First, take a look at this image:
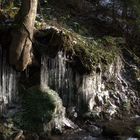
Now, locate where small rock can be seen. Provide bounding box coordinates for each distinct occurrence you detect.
[86,125,102,137]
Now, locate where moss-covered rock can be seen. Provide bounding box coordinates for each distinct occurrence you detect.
[19,85,56,133]
[18,85,74,134]
[34,27,123,74]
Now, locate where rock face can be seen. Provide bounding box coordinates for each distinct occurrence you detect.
[40,28,140,119]
[0,25,140,136]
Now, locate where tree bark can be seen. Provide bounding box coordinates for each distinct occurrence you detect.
[9,0,38,71]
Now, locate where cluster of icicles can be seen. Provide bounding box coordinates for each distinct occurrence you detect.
[0,47,18,113]
[40,51,130,116]
[40,51,102,111]
[41,51,75,107]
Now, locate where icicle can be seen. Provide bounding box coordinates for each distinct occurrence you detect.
[41,55,49,88]
[0,47,18,113]
[41,51,75,107]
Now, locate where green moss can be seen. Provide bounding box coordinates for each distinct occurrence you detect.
[61,30,123,73]
[19,85,56,133]
[35,28,123,73]
[67,35,121,73]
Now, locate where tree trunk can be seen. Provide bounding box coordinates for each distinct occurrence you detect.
[9,0,38,71]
